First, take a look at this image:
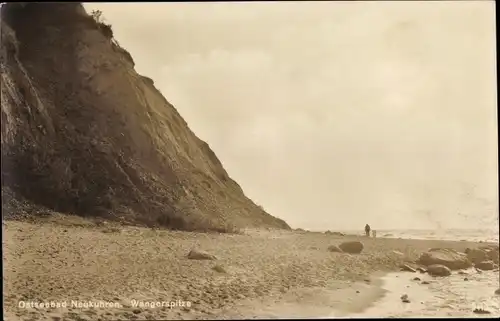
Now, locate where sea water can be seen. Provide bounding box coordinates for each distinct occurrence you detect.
[370,228,499,243]
[332,228,500,318]
[334,269,500,318]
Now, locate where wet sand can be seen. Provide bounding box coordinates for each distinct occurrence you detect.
[333,270,500,318]
[2,214,498,320]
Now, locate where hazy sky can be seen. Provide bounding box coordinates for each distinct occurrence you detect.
[85,1,497,231]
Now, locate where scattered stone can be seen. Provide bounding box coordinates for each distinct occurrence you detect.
[464,277,469,281]
[327,245,343,253]
[400,294,410,303]
[187,249,217,260]
[392,250,404,256]
[412,277,421,281]
[338,241,364,254]
[473,308,491,315]
[457,270,468,275]
[427,264,451,277]
[475,260,497,271]
[421,281,430,285]
[400,264,417,273]
[324,230,345,236]
[495,288,500,295]
[132,309,141,314]
[212,264,227,273]
[416,248,472,270]
[356,290,360,294]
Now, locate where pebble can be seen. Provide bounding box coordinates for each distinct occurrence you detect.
[473,308,491,315]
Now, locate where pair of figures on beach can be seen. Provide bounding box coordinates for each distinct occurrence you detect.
[365,224,376,238]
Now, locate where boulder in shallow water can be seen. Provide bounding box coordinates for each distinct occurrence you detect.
[475,260,497,271]
[466,248,488,265]
[427,264,451,277]
[338,241,364,254]
[416,248,472,270]
[327,245,343,253]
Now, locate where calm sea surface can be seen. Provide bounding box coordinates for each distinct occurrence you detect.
[339,228,499,243]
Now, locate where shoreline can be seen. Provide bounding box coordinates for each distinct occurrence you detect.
[3,215,498,320]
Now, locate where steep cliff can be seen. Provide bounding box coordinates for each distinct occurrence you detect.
[0,3,290,231]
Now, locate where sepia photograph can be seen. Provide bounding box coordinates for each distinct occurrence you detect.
[1,1,498,320]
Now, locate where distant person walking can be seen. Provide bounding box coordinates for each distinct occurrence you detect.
[372,230,377,238]
[365,224,371,237]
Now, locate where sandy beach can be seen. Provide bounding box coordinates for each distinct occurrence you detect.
[3,214,498,320]
[1,3,497,321]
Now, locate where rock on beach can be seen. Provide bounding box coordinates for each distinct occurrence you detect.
[416,248,472,270]
[338,241,364,254]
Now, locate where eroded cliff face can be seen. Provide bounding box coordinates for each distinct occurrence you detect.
[0,3,290,231]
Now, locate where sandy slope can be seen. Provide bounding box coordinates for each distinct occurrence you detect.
[2,215,492,320]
